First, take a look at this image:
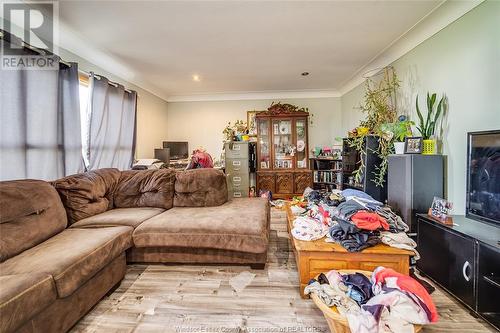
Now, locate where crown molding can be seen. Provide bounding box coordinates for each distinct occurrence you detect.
[166,90,341,102]
[339,0,484,96]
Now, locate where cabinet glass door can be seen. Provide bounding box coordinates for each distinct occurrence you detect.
[257,118,271,169]
[272,119,293,169]
[295,118,308,169]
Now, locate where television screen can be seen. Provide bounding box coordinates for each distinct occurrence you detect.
[467,130,500,225]
[163,141,188,160]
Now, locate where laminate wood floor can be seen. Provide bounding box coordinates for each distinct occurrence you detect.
[72,208,496,333]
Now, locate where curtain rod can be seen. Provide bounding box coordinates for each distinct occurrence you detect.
[78,69,133,94]
[0,30,135,95]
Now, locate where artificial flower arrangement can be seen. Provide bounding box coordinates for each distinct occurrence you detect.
[222,120,248,142]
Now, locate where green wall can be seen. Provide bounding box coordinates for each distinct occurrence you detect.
[340,0,500,214]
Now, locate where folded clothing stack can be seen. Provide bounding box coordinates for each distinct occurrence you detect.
[304,266,438,333]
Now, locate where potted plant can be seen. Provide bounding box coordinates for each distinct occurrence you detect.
[381,116,414,154]
[416,93,444,154]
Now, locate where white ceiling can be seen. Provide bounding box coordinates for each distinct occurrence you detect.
[55,1,444,100]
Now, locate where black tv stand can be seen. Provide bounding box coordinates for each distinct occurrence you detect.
[416,214,500,330]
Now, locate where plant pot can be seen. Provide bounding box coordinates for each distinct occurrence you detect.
[422,139,436,155]
[394,142,405,154]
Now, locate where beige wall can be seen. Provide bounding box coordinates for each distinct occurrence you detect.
[58,48,169,159]
[165,97,342,162]
[340,1,500,214]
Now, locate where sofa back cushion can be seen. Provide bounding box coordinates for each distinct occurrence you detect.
[0,180,67,262]
[174,168,228,207]
[51,168,120,225]
[114,169,176,209]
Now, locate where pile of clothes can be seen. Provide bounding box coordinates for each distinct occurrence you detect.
[291,188,419,257]
[304,266,438,333]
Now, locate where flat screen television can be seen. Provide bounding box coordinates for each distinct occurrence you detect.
[466,130,500,225]
[163,141,188,160]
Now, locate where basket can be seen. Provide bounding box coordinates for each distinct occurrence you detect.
[422,139,436,155]
[310,269,422,333]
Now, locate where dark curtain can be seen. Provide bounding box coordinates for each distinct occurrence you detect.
[87,74,137,170]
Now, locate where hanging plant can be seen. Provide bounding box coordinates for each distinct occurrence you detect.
[347,66,400,187]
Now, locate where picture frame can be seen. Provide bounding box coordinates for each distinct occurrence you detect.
[246,110,263,136]
[404,136,423,154]
[428,196,454,225]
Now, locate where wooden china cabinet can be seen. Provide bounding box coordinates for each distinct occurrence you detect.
[255,107,312,198]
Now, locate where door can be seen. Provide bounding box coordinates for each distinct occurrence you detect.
[276,172,293,194]
[417,218,476,308]
[257,172,275,194]
[477,243,500,323]
[294,172,312,194]
[272,118,294,170]
[294,118,308,169]
[256,117,271,170]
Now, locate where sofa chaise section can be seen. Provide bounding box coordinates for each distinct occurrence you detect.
[129,197,270,266]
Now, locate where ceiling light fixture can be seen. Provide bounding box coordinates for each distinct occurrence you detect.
[192,74,201,82]
[301,72,309,76]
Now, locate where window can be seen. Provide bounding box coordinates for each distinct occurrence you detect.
[79,73,90,168]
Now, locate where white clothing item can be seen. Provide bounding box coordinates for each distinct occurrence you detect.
[347,290,430,333]
[379,232,421,260]
[291,216,329,241]
[290,205,306,215]
[304,281,360,316]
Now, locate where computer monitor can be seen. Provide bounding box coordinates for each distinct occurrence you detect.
[154,148,170,164]
[163,141,188,160]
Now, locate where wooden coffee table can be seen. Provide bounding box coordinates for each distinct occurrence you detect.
[286,204,413,297]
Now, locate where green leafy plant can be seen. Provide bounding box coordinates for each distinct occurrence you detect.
[347,66,400,187]
[416,93,444,139]
[380,117,414,142]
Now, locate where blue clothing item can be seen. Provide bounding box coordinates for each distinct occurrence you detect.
[341,189,374,201]
[342,272,374,305]
[346,285,365,304]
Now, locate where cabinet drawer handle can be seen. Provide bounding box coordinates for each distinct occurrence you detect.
[462,261,472,282]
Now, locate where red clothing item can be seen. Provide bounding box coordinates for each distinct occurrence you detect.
[351,210,389,230]
[187,150,214,169]
[374,267,438,322]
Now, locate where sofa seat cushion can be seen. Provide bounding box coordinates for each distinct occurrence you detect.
[0,273,57,333]
[133,198,270,254]
[0,226,132,298]
[70,207,165,229]
[174,168,228,207]
[114,169,176,209]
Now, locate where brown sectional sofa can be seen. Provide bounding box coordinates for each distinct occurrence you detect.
[0,168,270,333]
